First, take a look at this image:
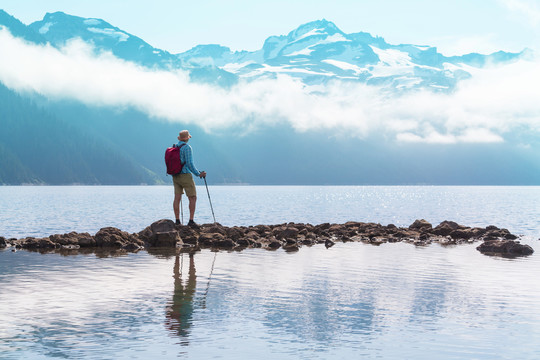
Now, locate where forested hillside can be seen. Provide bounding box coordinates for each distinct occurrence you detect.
[0,84,160,184]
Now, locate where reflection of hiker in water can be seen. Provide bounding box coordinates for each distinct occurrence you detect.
[165,252,197,339]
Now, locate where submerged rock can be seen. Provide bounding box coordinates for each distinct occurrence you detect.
[476,240,534,257]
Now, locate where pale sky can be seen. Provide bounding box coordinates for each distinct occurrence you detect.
[2,0,540,55]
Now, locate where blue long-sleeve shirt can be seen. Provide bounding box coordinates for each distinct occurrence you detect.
[177,141,201,177]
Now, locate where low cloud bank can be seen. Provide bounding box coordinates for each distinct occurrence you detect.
[0,28,539,144]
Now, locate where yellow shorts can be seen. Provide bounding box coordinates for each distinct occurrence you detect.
[172,173,197,197]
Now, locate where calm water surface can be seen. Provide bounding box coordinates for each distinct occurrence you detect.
[1,186,539,359]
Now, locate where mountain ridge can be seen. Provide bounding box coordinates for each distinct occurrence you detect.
[0,10,529,91]
[0,10,538,185]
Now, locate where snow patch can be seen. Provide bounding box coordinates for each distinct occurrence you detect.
[222,61,256,73]
[83,19,102,26]
[430,84,449,89]
[318,33,349,44]
[242,64,333,78]
[39,22,54,35]
[87,28,129,42]
[286,48,314,57]
[285,34,349,57]
[296,28,326,41]
[370,46,412,67]
[322,59,363,74]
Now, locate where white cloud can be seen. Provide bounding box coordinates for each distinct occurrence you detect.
[500,0,540,27]
[0,27,539,144]
[397,128,504,144]
[434,34,502,57]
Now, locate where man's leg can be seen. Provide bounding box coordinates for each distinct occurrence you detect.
[188,195,197,221]
[173,193,182,222]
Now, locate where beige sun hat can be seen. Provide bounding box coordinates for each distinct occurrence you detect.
[178,130,192,141]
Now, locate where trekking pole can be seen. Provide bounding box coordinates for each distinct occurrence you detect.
[203,177,216,224]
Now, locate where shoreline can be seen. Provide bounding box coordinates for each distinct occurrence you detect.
[0,219,534,258]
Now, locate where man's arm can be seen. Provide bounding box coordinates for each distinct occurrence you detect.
[182,146,201,177]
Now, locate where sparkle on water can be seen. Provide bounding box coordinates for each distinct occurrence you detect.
[1,186,539,359]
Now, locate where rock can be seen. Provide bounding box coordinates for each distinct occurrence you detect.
[245,231,260,239]
[328,224,345,234]
[201,223,227,236]
[226,227,245,241]
[16,237,57,249]
[139,219,183,247]
[252,225,272,235]
[283,244,300,252]
[10,219,525,255]
[152,219,177,233]
[0,237,6,248]
[267,240,282,250]
[236,238,251,247]
[50,232,95,247]
[449,228,474,240]
[476,240,534,257]
[409,219,433,232]
[177,227,199,244]
[154,231,182,247]
[482,228,518,241]
[274,226,299,240]
[313,223,331,235]
[139,219,176,241]
[432,221,460,236]
[199,233,225,246]
[471,227,487,238]
[95,227,142,248]
[285,238,297,245]
[214,238,236,249]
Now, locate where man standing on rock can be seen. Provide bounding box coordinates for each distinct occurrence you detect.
[173,130,206,228]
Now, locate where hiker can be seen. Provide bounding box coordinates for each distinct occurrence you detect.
[173,130,206,227]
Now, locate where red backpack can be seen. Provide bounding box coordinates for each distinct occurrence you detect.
[165,144,186,175]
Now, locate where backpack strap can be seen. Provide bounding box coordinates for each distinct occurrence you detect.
[177,143,187,164]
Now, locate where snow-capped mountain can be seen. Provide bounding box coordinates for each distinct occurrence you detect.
[178,19,528,90]
[28,11,177,68]
[1,11,529,91]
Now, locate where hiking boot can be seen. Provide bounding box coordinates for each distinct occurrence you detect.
[175,219,181,225]
[187,220,200,229]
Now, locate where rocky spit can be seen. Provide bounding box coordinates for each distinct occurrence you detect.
[0,219,534,257]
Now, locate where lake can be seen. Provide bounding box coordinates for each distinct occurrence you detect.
[1,185,539,359]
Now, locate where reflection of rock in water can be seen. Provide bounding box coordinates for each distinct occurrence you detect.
[165,252,197,341]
